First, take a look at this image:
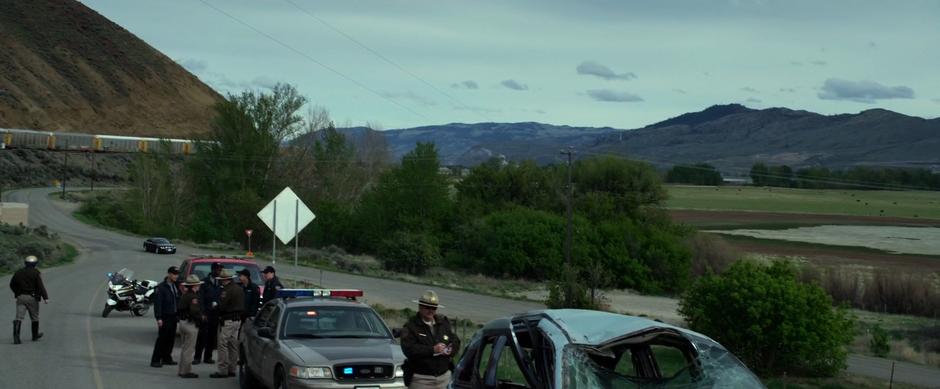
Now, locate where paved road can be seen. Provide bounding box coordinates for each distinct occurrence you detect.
[2,187,938,388]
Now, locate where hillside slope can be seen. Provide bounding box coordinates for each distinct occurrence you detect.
[0,0,222,137]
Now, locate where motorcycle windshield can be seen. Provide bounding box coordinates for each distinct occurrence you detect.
[110,268,134,284]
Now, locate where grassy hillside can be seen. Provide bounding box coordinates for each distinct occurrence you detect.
[666,185,940,220]
[0,224,78,275]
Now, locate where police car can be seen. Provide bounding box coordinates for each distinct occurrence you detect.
[239,289,406,389]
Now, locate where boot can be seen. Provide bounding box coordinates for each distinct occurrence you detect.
[31,321,43,341]
[12,320,21,344]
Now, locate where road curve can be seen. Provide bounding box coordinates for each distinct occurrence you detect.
[2,187,938,388]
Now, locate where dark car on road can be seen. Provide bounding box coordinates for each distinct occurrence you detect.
[143,237,176,254]
[239,289,406,389]
[450,309,764,389]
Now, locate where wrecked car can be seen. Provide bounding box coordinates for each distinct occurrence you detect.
[450,309,764,388]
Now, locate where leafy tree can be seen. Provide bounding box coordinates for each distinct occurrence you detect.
[869,325,890,358]
[353,142,453,254]
[750,162,769,186]
[572,157,667,218]
[679,260,854,377]
[665,163,723,185]
[187,83,307,242]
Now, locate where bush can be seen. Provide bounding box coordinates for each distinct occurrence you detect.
[869,325,890,358]
[378,232,441,275]
[686,232,740,278]
[679,260,854,377]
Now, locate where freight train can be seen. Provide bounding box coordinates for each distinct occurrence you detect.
[0,128,198,155]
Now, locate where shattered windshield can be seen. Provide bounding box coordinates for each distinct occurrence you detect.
[561,337,764,389]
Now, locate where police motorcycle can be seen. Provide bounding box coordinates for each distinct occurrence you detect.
[102,268,158,317]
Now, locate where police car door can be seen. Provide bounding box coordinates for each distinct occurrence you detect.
[246,304,276,378]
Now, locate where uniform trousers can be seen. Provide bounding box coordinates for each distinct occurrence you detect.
[15,295,40,321]
[216,319,240,375]
[177,320,198,375]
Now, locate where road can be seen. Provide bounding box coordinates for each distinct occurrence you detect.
[1,187,938,388]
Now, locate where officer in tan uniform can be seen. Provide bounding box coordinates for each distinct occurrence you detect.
[177,275,204,378]
[9,255,48,344]
[210,269,244,378]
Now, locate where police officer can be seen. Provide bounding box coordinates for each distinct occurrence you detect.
[177,275,203,378]
[194,262,223,364]
[9,255,49,344]
[238,269,259,319]
[400,290,461,389]
[260,266,283,305]
[150,266,180,368]
[210,269,244,379]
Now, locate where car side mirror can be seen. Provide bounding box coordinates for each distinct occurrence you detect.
[392,328,403,338]
[257,327,274,339]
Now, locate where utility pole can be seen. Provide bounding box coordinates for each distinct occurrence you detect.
[61,140,69,199]
[560,147,576,267]
[90,151,96,191]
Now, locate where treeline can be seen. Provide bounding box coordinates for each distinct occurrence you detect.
[750,162,940,190]
[665,163,722,185]
[85,84,693,300]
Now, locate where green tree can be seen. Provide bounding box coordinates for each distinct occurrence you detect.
[665,163,723,185]
[353,142,453,255]
[679,260,854,377]
[187,83,307,242]
[869,325,890,358]
[750,162,769,186]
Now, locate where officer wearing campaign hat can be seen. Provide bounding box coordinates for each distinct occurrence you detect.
[177,275,204,378]
[400,290,461,389]
[211,269,244,378]
[9,255,49,344]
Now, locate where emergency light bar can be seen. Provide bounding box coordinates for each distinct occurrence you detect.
[277,289,364,300]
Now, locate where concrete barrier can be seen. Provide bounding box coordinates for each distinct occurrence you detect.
[0,202,29,226]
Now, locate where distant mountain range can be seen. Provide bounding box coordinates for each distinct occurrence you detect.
[331,104,940,173]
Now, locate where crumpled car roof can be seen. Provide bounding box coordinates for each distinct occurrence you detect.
[533,309,713,345]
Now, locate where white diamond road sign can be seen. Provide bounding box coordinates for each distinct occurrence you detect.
[256,187,315,245]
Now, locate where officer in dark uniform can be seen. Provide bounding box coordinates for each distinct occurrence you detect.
[400,290,461,389]
[260,266,283,306]
[194,262,223,364]
[9,255,49,344]
[210,269,244,378]
[150,266,181,368]
[238,269,260,319]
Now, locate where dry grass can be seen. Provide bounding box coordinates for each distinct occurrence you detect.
[801,266,940,318]
[687,232,742,277]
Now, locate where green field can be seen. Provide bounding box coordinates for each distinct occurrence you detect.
[666,185,940,220]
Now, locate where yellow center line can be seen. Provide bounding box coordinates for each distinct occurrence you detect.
[86,284,105,389]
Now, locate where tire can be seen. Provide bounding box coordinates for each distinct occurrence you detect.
[239,365,263,389]
[274,366,288,389]
[102,304,113,318]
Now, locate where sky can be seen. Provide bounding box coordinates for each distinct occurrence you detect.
[80,0,940,130]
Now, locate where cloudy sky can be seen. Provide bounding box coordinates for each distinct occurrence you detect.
[80,0,940,130]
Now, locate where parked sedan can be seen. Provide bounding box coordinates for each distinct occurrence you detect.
[240,289,406,389]
[450,309,764,388]
[143,238,176,254]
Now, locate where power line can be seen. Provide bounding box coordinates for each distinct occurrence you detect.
[196,0,429,121]
[282,0,497,122]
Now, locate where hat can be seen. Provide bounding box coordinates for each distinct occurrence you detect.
[216,269,235,280]
[24,255,39,264]
[167,266,180,275]
[181,275,203,286]
[211,262,224,270]
[262,266,276,274]
[413,290,444,309]
[237,269,251,278]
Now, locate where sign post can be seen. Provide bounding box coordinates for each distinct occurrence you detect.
[257,187,316,268]
[245,229,254,256]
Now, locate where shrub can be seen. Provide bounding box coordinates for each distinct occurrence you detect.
[378,232,441,275]
[686,232,740,278]
[869,325,890,357]
[679,260,854,377]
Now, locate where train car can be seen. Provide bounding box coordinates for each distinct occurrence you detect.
[53,131,96,151]
[3,128,55,149]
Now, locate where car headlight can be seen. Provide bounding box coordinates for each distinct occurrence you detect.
[289,366,333,379]
[395,365,404,378]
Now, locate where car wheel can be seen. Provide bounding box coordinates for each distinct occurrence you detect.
[239,365,262,389]
[102,304,113,318]
[274,366,288,389]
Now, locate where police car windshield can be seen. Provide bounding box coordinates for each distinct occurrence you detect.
[283,307,390,339]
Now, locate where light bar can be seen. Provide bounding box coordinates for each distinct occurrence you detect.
[277,289,364,299]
